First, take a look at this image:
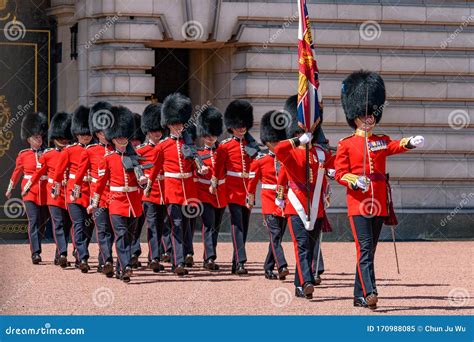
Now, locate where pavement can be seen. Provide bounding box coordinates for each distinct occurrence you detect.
[0,241,472,315]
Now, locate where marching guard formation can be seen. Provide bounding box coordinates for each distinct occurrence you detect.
[6,70,425,309]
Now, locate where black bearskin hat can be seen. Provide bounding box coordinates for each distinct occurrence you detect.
[283,95,305,138]
[21,112,48,141]
[161,93,192,127]
[132,113,146,143]
[197,106,223,138]
[224,99,253,133]
[49,112,73,142]
[260,110,288,144]
[89,101,113,136]
[105,106,135,141]
[341,70,386,129]
[71,105,91,136]
[141,103,164,134]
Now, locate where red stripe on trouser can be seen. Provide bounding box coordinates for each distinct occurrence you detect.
[48,206,60,253]
[67,206,80,261]
[109,215,123,271]
[288,216,304,286]
[202,223,207,260]
[349,216,367,297]
[263,215,280,270]
[166,206,178,266]
[24,203,33,254]
[231,224,239,263]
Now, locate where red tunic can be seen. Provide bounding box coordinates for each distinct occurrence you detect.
[9,148,47,205]
[334,131,410,217]
[248,152,283,216]
[274,139,329,219]
[52,143,90,208]
[29,148,66,208]
[136,142,165,205]
[217,137,254,206]
[195,146,227,208]
[148,136,197,205]
[94,150,143,217]
[73,143,113,208]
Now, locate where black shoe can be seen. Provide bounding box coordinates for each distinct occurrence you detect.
[302,282,314,299]
[115,271,122,280]
[365,293,378,310]
[79,259,90,273]
[103,261,114,277]
[122,266,132,283]
[54,257,59,266]
[184,254,194,267]
[353,297,369,308]
[174,263,187,276]
[235,263,248,276]
[278,266,289,280]
[373,288,378,296]
[58,254,68,268]
[148,259,161,272]
[97,264,104,273]
[131,255,141,269]
[31,253,41,265]
[204,259,219,271]
[265,270,277,280]
[161,253,171,263]
[295,287,312,299]
[314,275,322,286]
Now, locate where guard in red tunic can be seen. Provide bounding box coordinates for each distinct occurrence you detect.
[51,105,94,273]
[195,106,227,271]
[23,112,73,267]
[6,112,48,264]
[335,70,424,309]
[218,100,258,275]
[146,93,209,276]
[71,102,115,277]
[92,106,146,283]
[247,110,289,280]
[135,103,167,273]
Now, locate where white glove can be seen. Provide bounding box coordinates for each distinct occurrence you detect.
[356,176,370,192]
[409,135,425,148]
[298,132,312,145]
[275,198,285,209]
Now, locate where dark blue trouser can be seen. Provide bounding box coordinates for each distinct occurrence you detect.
[312,234,324,275]
[131,214,145,257]
[48,205,71,257]
[68,203,93,262]
[142,202,166,261]
[110,214,137,272]
[349,215,384,297]
[228,203,250,269]
[263,214,288,272]
[166,204,190,267]
[92,207,114,265]
[184,217,195,257]
[288,215,322,288]
[201,203,225,261]
[24,201,44,255]
[161,213,173,256]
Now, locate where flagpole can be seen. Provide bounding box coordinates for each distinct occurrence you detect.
[306,142,310,223]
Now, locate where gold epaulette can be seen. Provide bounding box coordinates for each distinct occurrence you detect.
[220,138,232,144]
[18,148,30,155]
[86,143,98,149]
[339,133,355,142]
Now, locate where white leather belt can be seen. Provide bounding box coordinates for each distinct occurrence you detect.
[164,172,193,179]
[110,186,138,192]
[261,184,277,190]
[157,174,164,181]
[197,178,225,185]
[23,175,32,180]
[226,171,255,178]
[48,178,54,184]
[24,175,47,181]
[69,174,90,182]
[90,177,98,183]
